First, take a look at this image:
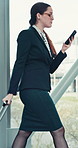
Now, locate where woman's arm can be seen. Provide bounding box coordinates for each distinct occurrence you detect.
[2,30,31,104]
[2,94,13,105]
[50,50,67,74]
[7,30,31,95]
[50,40,74,74]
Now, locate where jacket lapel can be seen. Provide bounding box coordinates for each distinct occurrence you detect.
[30,27,52,58]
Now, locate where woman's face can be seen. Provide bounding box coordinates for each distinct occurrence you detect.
[36,7,54,28]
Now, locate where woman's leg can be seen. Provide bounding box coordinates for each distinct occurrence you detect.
[50,127,69,148]
[12,130,32,148]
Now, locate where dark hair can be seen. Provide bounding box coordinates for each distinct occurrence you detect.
[29,2,51,26]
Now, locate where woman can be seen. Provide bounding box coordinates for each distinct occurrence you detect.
[3,2,73,148]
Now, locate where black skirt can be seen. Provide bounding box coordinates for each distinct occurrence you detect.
[19,89,63,131]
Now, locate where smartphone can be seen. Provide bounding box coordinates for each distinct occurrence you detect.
[65,30,77,45]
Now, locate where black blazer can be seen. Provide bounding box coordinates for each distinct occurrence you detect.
[8,27,67,95]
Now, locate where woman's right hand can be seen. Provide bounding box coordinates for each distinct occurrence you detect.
[2,94,13,105]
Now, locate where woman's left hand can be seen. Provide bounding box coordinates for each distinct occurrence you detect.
[61,38,74,53]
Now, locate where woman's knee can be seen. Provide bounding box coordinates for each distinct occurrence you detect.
[50,127,65,137]
[18,130,32,139]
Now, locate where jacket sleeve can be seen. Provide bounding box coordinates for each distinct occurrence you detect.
[50,51,67,74]
[8,30,31,95]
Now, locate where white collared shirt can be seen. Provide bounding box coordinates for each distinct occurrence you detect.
[32,25,52,57]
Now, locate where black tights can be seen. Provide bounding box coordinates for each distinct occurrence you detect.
[12,130,32,148]
[50,127,69,148]
[12,127,69,148]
